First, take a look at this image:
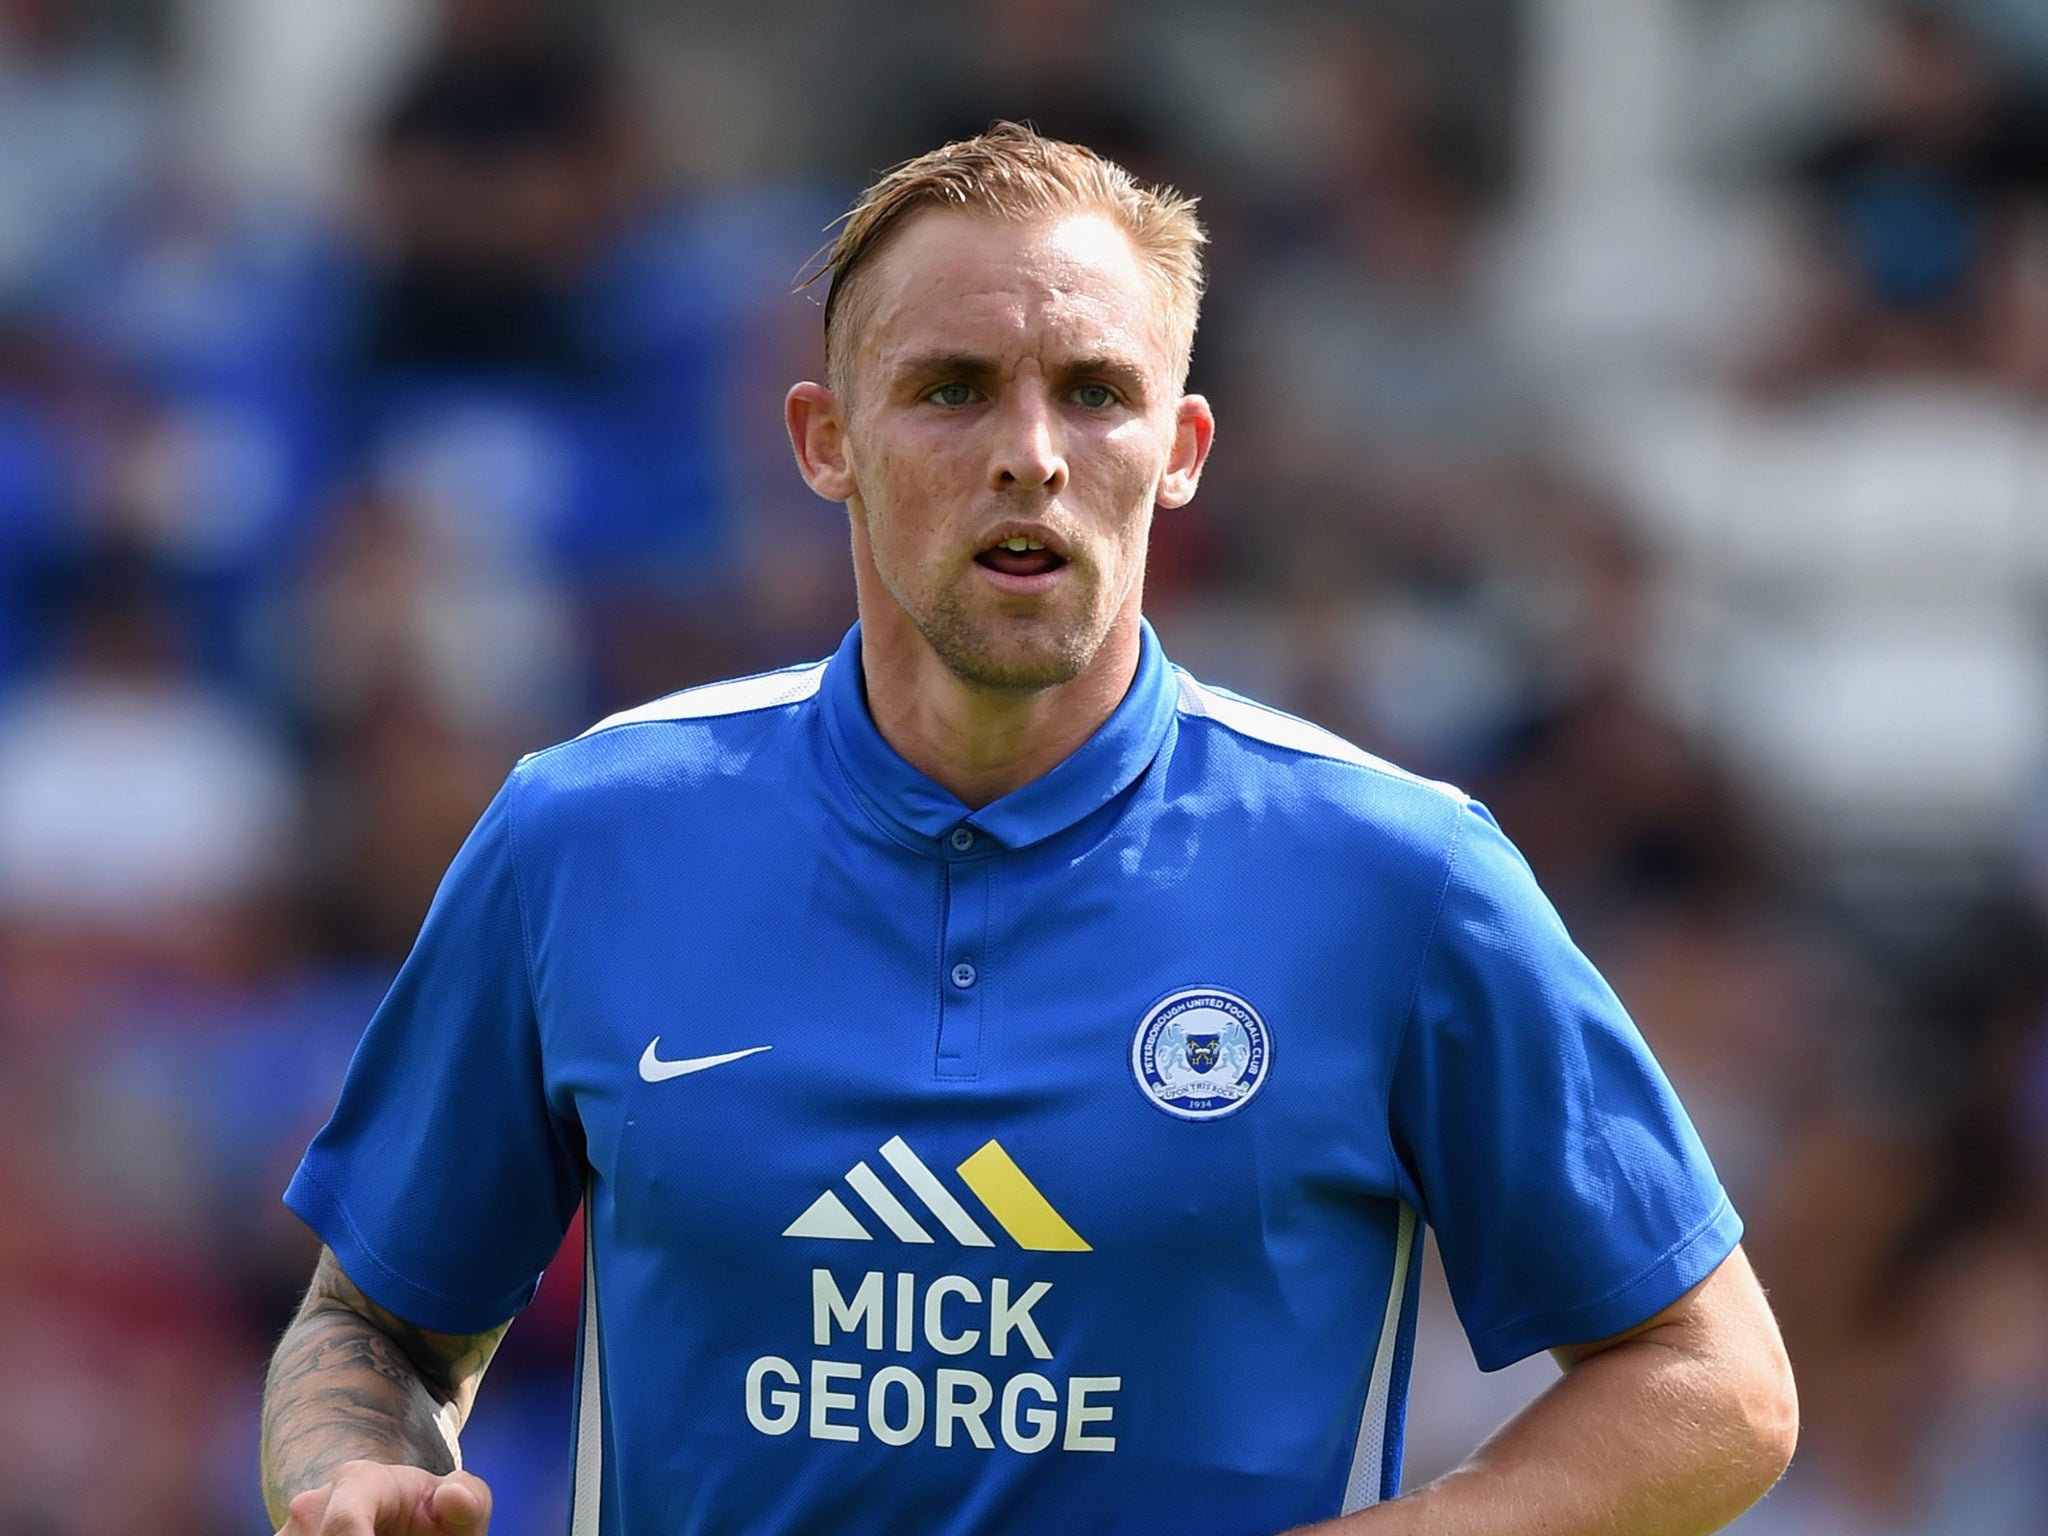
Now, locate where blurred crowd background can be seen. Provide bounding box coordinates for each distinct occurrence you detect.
[3,0,2048,1530]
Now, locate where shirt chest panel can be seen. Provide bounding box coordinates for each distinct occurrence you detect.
[531,813,1421,1289]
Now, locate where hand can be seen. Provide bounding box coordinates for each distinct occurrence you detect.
[275,1461,492,1535]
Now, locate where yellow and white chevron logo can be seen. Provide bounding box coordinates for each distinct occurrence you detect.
[783,1136,1090,1252]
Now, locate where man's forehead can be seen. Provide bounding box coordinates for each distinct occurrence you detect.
[855,208,1167,368]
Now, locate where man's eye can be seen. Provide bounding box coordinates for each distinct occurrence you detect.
[1072,383,1117,409]
[927,382,976,407]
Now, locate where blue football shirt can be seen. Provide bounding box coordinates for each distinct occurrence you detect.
[287,621,1740,1536]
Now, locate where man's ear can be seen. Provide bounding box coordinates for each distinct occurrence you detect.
[1157,394,1215,509]
[786,382,857,503]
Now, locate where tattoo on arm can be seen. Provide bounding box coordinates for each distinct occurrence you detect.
[260,1247,511,1524]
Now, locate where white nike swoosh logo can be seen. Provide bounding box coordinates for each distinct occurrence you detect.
[638,1039,773,1083]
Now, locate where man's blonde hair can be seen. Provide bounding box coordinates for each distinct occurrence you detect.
[812,122,1206,397]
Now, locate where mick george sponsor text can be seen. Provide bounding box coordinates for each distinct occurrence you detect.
[745,1269,1120,1452]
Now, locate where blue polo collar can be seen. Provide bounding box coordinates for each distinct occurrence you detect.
[818,621,1178,854]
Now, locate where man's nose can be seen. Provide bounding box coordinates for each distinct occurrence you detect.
[988,390,1068,495]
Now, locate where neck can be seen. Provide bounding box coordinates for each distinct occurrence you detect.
[857,620,1142,811]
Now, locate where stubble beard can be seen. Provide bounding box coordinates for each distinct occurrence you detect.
[915,585,1104,693]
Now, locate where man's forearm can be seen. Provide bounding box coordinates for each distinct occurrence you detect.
[1347,1334,1788,1535]
[1297,1251,1797,1536]
[260,1249,507,1526]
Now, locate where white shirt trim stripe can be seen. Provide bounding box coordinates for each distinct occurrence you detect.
[570,1185,604,1536]
[577,660,829,738]
[1175,674,1468,804]
[1342,1202,1419,1514]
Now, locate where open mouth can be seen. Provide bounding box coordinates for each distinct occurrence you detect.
[975,535,1068,578]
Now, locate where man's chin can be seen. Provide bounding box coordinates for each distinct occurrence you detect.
[925,623,1100,695]
[939,648,1091,695]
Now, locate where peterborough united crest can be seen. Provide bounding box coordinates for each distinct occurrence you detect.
[1131,988,1271,1121]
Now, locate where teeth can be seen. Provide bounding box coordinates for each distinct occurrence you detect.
[998,537,1047,552]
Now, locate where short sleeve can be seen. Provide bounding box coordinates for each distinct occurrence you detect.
[285,776,584,1334]
[1389,801,1741,1371]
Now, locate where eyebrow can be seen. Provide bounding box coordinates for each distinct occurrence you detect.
[1064,355,1152,398]
[890,351,1154,398]
[893,352,1001,383]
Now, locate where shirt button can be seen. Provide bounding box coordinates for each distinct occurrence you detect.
[950,961,978,989]
[949,827,976,852]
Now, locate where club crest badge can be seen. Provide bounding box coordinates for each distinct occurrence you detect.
[1131,988,1272,1121]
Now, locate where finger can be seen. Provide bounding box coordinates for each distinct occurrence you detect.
[430,1472,493,1532]
[315,1472,395,1536]
[278,1484,332,1536]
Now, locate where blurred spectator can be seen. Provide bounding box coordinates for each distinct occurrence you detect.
[1755,2,2048,390]
[1727,881,2048,1532]
[302,671,521,963]
[0,345,78,683]
[1188,18,1532,746]
[0,0,157,316]
[1910,1213,2048,1533]
[0,1116,246,1536]
[70,374,337,694]
[885,0,1169,184]
[1160,456,1661,792]
[342,0,763,722]
[359,0,636,375]
[1220,17,1519,483]
[0,553,298,972]
[292,465,579,733]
